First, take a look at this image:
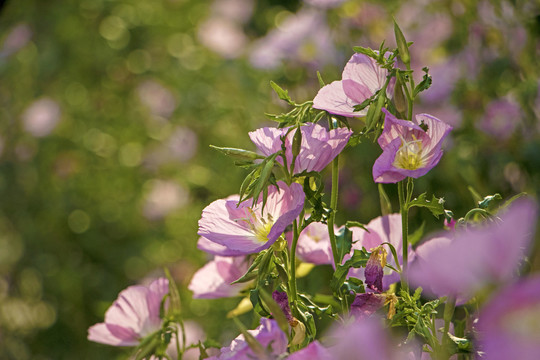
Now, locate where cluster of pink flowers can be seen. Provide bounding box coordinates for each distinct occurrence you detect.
[87,47,540,360]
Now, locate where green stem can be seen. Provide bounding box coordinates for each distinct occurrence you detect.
[442,296,456,359]
[328,154,340,268]
[289,219,300,302]
[398,180,409,290]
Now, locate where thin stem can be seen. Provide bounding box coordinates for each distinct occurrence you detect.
[289,219,300,302]
[398,180,409,291]
[442,296,456,359]
[327,117,340,268]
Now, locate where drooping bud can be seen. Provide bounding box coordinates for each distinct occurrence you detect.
[290,319,306,346]
[365,245,387,292]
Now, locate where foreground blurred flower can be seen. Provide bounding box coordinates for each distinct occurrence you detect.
[21,98,61,137]
[287,340,332,360]
[348,214,413,290]
[313,53,392,117]
[249,123,352,174]
[477,274,540,360]
[409,198,537,300]
[188,256,249,299]
[198,182,305,255]
[373,109,452,183]
[88,278,168,346]
[216,318,288,359]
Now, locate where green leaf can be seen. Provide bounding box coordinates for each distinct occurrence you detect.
[250,289,270,317]
[393,20,410,65]
[393,72,407,115]
[209,145,265,161]
[331,248,370,294]
[353,97,372,112]
[231,250,267,284]
[270,81,294,105]
[467,186,483,204]
[316,71,325,88]
[478,193,502,209]
[252,153,279,208]
[447,334,474,353]
[413,67,432,97]
[500,192,527,210]
[334,226,353,265]
[407,193,445,219]
[164,268,181,319]
[378,183,393,216]
[352,46,379,60]
[345,221,369,233]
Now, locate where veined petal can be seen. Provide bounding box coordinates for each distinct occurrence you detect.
[197,237,247,256]
[188,256,248,299]
[313,80,366,117]
[342,53,388,96]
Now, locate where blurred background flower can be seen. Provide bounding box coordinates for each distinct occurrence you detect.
[0,0,539,358]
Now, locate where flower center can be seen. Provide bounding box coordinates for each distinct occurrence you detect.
[235,208,274,243]
[393,135,427,170]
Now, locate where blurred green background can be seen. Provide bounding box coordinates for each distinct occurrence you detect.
[0,0,538,358]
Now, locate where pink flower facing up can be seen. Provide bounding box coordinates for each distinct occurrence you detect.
[198,181,305,255]
[313,53,392,117]
[88,278,169,346]
[216,318,288,360]
[409,198,537,301]
[477,274,540,360]
[188,256,249,299]
[373,109,452,183]
[348,214,414,291]
[249,123,352,175]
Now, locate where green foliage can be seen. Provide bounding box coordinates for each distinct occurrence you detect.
[407,193,446,219]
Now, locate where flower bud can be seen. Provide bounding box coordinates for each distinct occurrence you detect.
[365,245,387,292]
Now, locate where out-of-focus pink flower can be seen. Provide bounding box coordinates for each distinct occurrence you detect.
[293,222,333,265]
[198,18,247,59]
[287,340,333,360]
[249,9,336,69]
[211,0,254,23]
[348,214,414,291]
[188,256,249,299]
[477,274,540,360]
[303,0,346,9]
[313,53,392,117]
[478,99,522,140]
[409,198,537,301]
[137,80,176,118]
[249,123,352,175]
[143,180,189,220]
[21,98,61,137]
[217,318,288,359]
[88,278,168,346]
[1,23,32,58]
[198,182,305,255]
[373,109,452,183]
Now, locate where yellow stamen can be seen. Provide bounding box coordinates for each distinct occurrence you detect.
[393,134,428,170]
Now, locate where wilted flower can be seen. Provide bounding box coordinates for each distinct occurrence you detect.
[477,274,540,360]
[350,293,387,319]
[348,214,414,291]
[313,53,392,117]
[198,181,305,255]
[249,123,352,174]
[88,278,168,346]
[409,198,537,300]
[364,246,387,292]
[21,98,61,137]
[188,256,249,299]
[217,318,288,359]
[373,109,452,183]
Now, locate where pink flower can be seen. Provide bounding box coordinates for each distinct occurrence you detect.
[188,256,249,299]
[313,53,392,117]
[287,341,332,360]
[293,222,334,265]
[409,198,537,300]
[88,278,168,346]
[373,109,452,183]
[198,181,305,255]
[217,318,288,359]
[249,123,352,175]
[477,274,540,360]
[348,214,414,291]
